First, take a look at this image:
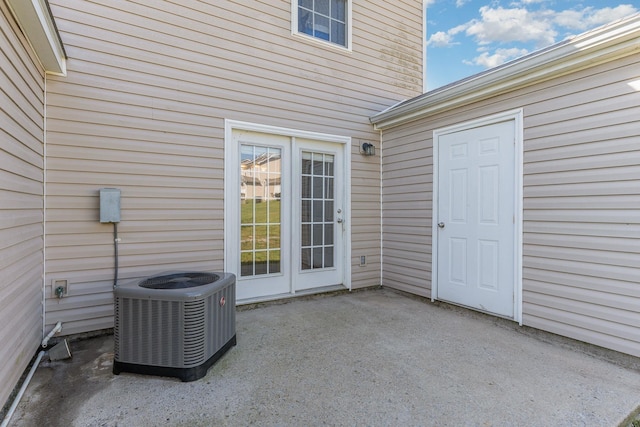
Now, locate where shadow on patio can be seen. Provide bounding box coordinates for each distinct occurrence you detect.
[9,288,640,426]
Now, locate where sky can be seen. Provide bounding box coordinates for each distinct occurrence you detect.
[425,0,639,90]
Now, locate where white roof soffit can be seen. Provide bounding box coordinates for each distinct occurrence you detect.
[371,13,640,130]
[6,0,66,75]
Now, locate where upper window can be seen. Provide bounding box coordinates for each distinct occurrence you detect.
[294,0,350,49]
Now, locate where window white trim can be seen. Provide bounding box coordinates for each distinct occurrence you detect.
[431,109,523,324]
[291,0,353,51]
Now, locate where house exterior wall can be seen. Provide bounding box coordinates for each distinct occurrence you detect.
[44,0,423,335]
[381,52,640,357]
[0,2,45,409]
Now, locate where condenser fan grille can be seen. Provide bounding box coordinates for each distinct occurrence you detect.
[139,272,219,289]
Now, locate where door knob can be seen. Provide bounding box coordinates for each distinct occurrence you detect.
[336,218,343,223]
[438,222,445,229]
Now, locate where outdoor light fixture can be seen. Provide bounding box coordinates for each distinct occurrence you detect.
[361,142,375,156]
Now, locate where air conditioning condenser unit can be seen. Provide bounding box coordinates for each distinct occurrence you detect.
[113,271,236,382]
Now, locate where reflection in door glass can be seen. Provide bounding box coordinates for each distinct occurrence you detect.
[301,151,334,270]
[240,144,282,277]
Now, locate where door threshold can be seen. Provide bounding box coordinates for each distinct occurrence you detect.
[236,284,347,306]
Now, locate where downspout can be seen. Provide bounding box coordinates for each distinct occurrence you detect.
[42,74,47,350]
[1,321,61,427]
[378,130,383,289]
[41,321,62,348]
[0,351,45,427]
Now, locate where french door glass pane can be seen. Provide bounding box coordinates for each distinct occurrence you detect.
[301,151,335,271]
[240,144,282,277]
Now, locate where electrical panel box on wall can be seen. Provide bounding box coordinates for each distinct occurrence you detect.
[100,188,121,223]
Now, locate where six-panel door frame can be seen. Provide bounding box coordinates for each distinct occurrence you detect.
[431,109,524,324]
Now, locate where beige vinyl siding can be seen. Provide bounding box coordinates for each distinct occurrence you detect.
[381,52,640,357]
[45,0,423,335]
[0,2,45,409]
[381,121,433,297]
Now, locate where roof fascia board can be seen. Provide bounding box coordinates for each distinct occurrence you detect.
[371,14,640,130]
[5,0,66,75]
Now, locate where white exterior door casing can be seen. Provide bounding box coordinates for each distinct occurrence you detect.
[224,120,351,303]
[433,110,523,321]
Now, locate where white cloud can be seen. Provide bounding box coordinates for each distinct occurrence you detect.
[456,0,471,8]
[464,47,530,68]
[510,0,546,4]
[465,6,557,47]
[426,31,456,47]
[555,5,638,31]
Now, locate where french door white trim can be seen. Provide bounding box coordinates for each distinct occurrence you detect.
[224,120,352,303]
[431,109,523,324]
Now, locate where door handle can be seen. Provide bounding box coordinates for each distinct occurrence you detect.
[336,218,343,223]
[438,222,445,229]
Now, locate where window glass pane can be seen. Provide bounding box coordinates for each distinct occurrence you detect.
[269,250,281,274]
[298,7,313,35]
[269,225,281,249]
[313,177,323,198]
[313,247,324,268]
[301,224,311,246]
[302,152,312,174]
[324,224,334,245]
[331,0,345,21]
[313,155,324,175]
[316,0,330,15]
[255,252,268,275]
[324,178,334,199]
[241,225,253,251]
[301,248,312,270]
[314,15,330,41]
[255,225,268,250]
[324,247,334,268]
[313,200,323,222]
[324,155,334,176]
[302,176,311,198]
[269,199,280,223]
[331,21,346,46]
[241,199,253,224]
[324,201,333,221]
[300,0,313,9]
[241,252,253,277]
[302,200,311,222]
[313,224,323,246]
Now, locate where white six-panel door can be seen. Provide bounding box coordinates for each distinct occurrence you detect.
[435,119,517,318]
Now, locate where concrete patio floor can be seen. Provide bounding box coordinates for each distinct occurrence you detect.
[8,287,640,426]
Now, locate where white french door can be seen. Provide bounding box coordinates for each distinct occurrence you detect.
[434,118,517,318]
[293,139,344,291]
[225,123,348,302]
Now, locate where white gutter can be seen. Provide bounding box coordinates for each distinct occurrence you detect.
[5,0,67,75]
[371,13,640,130]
